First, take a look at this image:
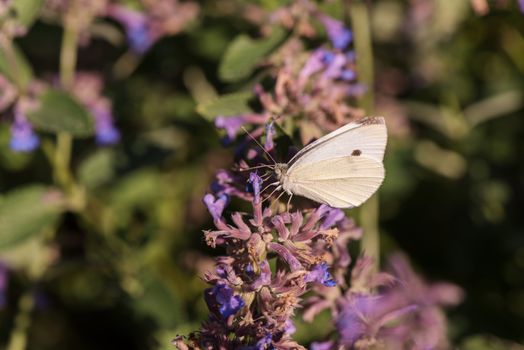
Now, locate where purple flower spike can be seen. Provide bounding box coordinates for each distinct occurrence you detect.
[520,0,524,13]
[319,15,353,50]
[203,193,229,221]
[306,263,337,287]
[247,172,263,202]
[9,111,39,152]
[205,284,245,319]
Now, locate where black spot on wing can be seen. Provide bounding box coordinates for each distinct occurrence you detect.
[351,149,362,156]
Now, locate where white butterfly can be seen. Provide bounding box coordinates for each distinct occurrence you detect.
[269,116,387,208]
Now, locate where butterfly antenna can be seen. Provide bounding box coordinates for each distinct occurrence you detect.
[241,126,277,165]
[238,164,275,172]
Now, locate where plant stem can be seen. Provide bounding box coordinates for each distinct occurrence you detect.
[55,9,78,193]
[6,291,35,350]
[348,0,380,271]
[59,16,78,90]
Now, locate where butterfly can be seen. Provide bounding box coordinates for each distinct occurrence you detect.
[264,116,387,209]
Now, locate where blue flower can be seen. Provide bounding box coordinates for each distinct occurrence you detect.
[247,172,263,202]
[305,263,337,287]
[240,334,274,350]
[205,284,245,318]
[9,118,39,152]
[127,23,153,55]
[92,104,120,145]
[0,262,7,309]
[203,193,229,221]
[215,115,246,143]
[96,123,121,145]
[320,15,353,50]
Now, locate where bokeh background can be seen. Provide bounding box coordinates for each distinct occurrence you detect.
[1,0,524,349]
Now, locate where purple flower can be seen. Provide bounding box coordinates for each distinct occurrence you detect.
[319,15,353,50]
[205,283,245,319]
[126,22,152,55]
[203,193,229,221]
[310,341,334,350]
[336,295,417,347]
[0,262,8,308]
[264,122,275,151]
[340,69,356,81]
[247,172,263,202]
[299,49,330,82]
[305,263,337,287]
[91,102,120,145]
[9,109,39,152]
[107,5,154,55]
[319,206,345,230]
[215,115,246,142]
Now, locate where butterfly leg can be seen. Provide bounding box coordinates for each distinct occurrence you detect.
[272,190,286,213]
[286,193,293,212]
[262,184,282,203]
[260,181,279,195]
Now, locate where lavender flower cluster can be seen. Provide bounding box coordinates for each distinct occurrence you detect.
[215,5,364,147]
[175,7,463,350]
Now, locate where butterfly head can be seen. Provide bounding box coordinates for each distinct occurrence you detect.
[274,163,288,181]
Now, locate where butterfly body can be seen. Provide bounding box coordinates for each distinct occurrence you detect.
[273,117,387,209]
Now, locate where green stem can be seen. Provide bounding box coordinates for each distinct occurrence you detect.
[55,9,78,194]
[6,291,35,350]
[349,1,380,271]
[59,17,78,89]
[54,132,73,189]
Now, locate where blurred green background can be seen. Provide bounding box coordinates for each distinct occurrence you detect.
[1,0,524,349]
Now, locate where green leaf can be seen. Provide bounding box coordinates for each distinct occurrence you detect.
[196,91,253,121]
[218,27,287,82]
[78,149,116,189]
[0,41,33,88]
[0,185,63,250]
[28,89,94,137]
[12,0,44,27]
[134,270,184,327]
[112,169,161,208]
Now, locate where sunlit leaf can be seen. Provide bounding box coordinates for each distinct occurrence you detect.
[28,89,94,137]
[218,27,286,82]
[196,91,253,121]
[0,41,33,88]
[12,0,44,27]
[78,149,116,189]
[0,185,63,250]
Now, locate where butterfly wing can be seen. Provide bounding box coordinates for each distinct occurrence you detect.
[288,116,387,170]
[286,156,385,208]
